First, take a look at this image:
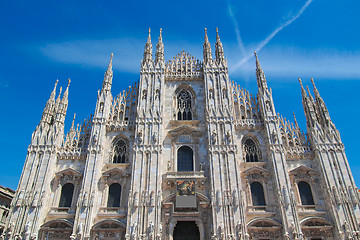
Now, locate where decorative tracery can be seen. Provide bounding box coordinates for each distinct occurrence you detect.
[113,139,128,163]
[177,90,193,121]
[244,138,260,162]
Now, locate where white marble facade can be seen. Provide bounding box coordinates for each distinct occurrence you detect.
[2,28,360,240]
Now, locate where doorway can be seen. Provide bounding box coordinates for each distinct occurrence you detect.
[173,221,200,240]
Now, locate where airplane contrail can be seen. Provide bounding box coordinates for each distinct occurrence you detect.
[227,0,246,57]
[231,0,314,72]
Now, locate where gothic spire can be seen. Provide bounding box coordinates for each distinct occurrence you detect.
[61,78,71,105]
[41,80,58,124]
[102,53,113,93]
[50,79,59,101]
[299,78,318,128]
[298,78,307,99]
[293,112,299,130]
[306,85,315,103]
[55,86,63,109]
[143,28,153,63]
[155,28,164,64]
[215,28,225,63]
[311,78,321,101]
[203,28,212,64]
[311,77,331,124]
[254,52,268,91]
[71,113,76,130]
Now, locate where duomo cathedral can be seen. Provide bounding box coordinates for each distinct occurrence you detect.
[2,28,360,240]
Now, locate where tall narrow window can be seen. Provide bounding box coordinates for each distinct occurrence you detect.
[59,183,74,208]
[177,146,194,171]
[177,90,192,120]
[113,139,127,163]
[244,139,259,162]
[298,181,314,205]
[251,182,266,206]
[107,183,121,207]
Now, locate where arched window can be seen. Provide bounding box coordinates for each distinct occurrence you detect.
[107,183,121,207]
[59,183,74,208]
[244,139,259,162]
[251,182,266,206]
[177,146,194,171]
[298,181,314,205]
[113,139,127,163]
[177,90,192,120]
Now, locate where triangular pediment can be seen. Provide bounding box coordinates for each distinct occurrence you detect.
[102,167,130,177]
[56,168,82,178]
[243,166,270,176]
[169,124,201,135]
[289,165,317,175]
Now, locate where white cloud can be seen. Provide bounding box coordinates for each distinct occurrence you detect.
[227,46,360,80]
[40,38,204,73]
[40,38,145,73]
[40,38,360,81]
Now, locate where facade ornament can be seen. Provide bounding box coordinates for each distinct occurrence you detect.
[271,129,277,143]
[211,130,217,144]
[152,132,157,144]
[137,131,143,144]
[226,130,231,143]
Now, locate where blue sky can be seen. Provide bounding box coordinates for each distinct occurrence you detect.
[1,0,359,190]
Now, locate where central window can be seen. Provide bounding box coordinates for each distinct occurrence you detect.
[177,146,194,171]
[177,90,192,120]
[113,139,128,163]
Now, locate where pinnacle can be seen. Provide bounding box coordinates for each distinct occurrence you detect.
[147,28,151,42]
[204,28,209,42]
[216,27,220,42]
[254,51,260,69]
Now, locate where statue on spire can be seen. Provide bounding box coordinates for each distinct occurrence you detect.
[102,53,113,93]
[215,28,225,63]
[155,28,164,64]
[143,28,153,63]
[203,28,212,64]
[254,52,268,91]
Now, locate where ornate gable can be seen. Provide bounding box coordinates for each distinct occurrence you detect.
[242,166,270,183]
[102,167,130,185]
[165,51,202,79]
[289,165,317,181]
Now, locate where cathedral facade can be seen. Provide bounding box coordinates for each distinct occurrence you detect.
[2,28,360,240]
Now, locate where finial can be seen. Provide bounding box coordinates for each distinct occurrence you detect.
[71,113,76,129]
[204,28,209,41]
[293,111,299,127]
[216,27,221,42]
[108,53,113,68]
[298,78,307,96]
[310,77,318,91]
[50,79,59,100]
[56,86,63,103]
[146,28,151,43]
[254,51,260,68]
[306,85,314,101]
[158,28,163,42]
[67,78,71,87]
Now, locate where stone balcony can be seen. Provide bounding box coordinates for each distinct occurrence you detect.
[48,207,75,218]
[97,207,127,218]
[164,171,206,187]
